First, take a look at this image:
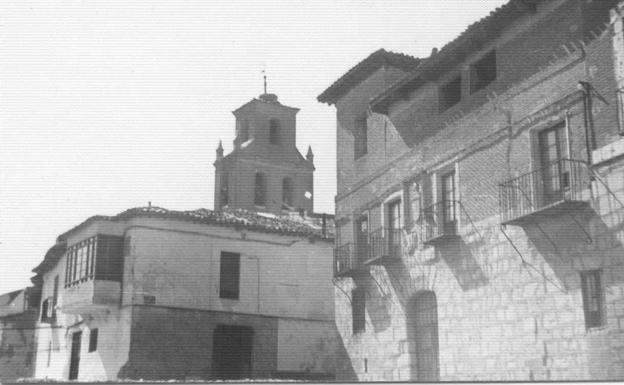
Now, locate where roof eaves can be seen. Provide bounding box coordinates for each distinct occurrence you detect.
[370,0,535,113]
[317,49,420,105]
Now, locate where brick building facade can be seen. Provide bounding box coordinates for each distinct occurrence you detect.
[214,93,315,215]
[319,0,624,381]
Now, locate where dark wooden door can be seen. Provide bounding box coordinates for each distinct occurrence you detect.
[539,123,568,205]
[414,291,439,381]
[212,325,253,379]
[441,171,456,235]
[387,200,401,256]
[355,216,369,263]
[68,331,82,380]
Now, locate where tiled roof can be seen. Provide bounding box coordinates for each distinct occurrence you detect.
[31,206,334,276]
[56,206,334,242]
[370,0,539,113]
[317,49,421,105]
[32,242,67,274]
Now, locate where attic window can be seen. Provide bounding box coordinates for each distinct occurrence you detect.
[269,119,280,145]
[439,76,462,112]
[470,50,496,93]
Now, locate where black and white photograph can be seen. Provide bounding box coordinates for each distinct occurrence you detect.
[2,0,624,382]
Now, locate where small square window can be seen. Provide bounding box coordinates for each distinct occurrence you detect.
[439,76,462,112]
[89,329,98,352]
[581,270,605,329]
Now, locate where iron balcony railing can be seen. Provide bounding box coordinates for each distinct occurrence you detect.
[420,200,459,244]
[334,243,360,277]
[499,158,590,224]
[368,227,402,263]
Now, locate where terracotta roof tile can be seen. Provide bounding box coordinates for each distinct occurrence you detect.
[317,48,420,105]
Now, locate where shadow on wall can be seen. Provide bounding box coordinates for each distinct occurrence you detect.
[352,273,392,334]
[513,203,624,380]
[520,205,624,292]
[435,237,489,291]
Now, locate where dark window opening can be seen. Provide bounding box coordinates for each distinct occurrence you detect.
[470,50,497,93]
[352,288,366,334]
[282,177,294,209]
[439,76,462,112]
[581,270,605,329]
[220,252,240,300]
[89,329,98,352]
[269,119,280,145]
[254,173,267,206]
[354,116,367,160]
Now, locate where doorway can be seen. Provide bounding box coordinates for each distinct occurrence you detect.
[68,331,82,380]
[212,325,254,379]
[407,291,439,381]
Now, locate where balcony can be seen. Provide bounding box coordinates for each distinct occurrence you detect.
[334,243,368,278]
[364,228,402,265]
[499,159,591,226]
[62,279,121,314]
[421,200,460,246]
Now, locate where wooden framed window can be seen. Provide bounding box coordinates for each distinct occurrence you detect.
[581,270,605,329]
[441,170,457,234]
[352,288,366,334]
[220,252,241,300]
[65,235,123,287]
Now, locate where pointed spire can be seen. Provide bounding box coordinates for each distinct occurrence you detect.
[306,146,314,163]
[216,140,224,159]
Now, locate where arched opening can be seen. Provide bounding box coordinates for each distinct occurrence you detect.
[406,290,439,381]
[254,172,267,206]
[269,119,280,145]
[220,172,229,208]
[282,177,293,209]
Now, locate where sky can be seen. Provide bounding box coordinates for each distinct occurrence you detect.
[0,0,509,294]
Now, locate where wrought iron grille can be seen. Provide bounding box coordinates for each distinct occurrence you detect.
[498,159,590,224]
[421,200,458,243]
[368,227,403,261]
